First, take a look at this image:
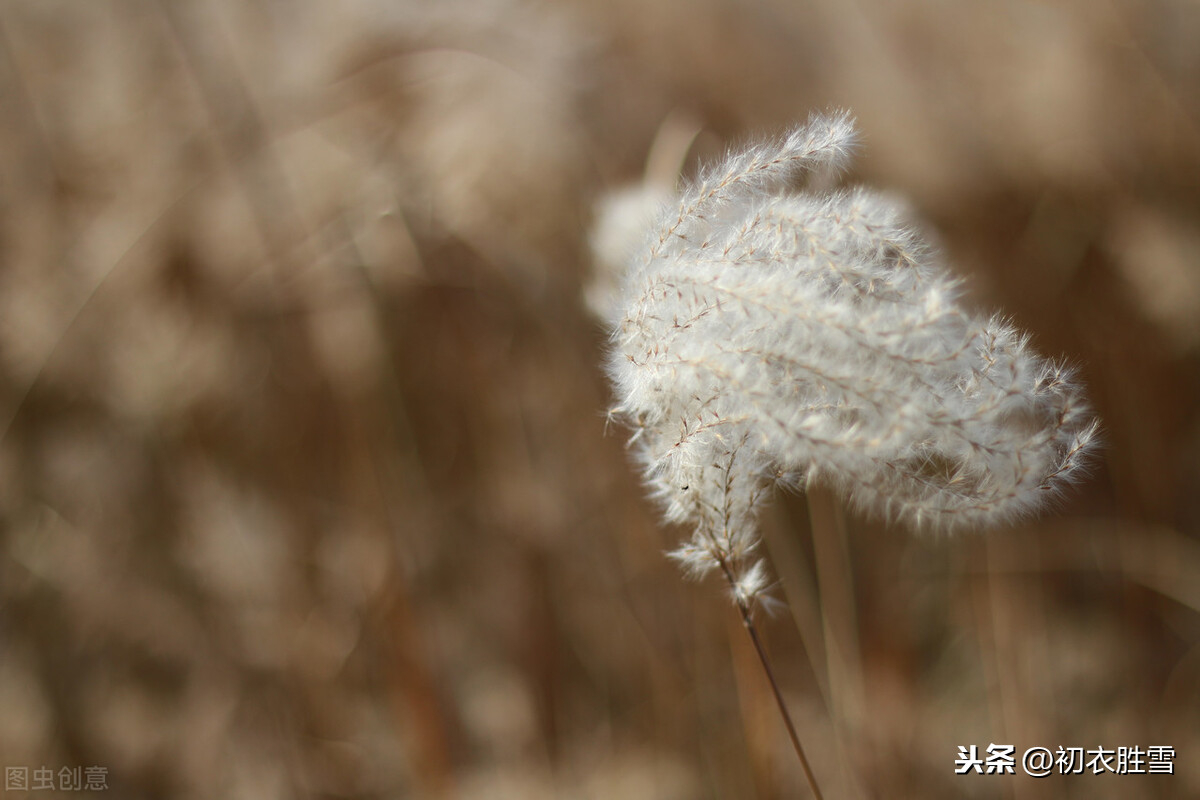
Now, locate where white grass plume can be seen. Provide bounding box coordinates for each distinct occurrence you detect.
[594,111,1099,605]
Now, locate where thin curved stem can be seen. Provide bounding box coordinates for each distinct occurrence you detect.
[718,557,825,800]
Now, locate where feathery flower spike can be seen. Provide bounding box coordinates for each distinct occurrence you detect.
[594,111,1099,608]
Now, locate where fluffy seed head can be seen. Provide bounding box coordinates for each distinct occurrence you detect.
[593,112,1099,603]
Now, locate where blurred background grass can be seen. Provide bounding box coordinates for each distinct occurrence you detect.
[0,0,1198,798]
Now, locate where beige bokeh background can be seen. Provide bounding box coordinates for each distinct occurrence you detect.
[1,1,1198,798]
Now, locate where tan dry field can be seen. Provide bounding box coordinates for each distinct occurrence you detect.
[0,1,1198,798]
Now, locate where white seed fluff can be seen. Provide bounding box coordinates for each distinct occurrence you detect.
[594,112,1099,603]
